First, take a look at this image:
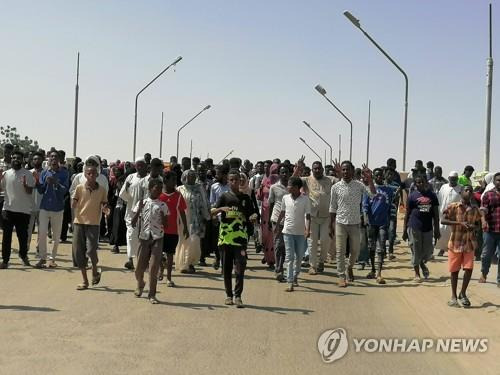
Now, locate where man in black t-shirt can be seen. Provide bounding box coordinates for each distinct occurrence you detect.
[211,169,256,308]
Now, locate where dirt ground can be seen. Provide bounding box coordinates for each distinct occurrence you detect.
[0,231,499,375]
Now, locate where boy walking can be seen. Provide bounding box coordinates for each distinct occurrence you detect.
[132,179,169,304]
[158,171,189,287]
[211,169,256,308]
[72,166,108,290]
[275,177,311,292]
[441,185,481,307]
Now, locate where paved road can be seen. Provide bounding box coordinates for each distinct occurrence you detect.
[0,235,498,375]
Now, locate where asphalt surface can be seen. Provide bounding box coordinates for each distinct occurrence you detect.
[0,234,499,375]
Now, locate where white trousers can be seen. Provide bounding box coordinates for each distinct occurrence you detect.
[38,209,64,260]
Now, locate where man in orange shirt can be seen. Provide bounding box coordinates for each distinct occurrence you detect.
[441,185,481,308]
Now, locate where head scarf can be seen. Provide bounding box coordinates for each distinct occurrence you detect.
[482,172,495,199]
[239,173,251,196]
[181,170,197,190]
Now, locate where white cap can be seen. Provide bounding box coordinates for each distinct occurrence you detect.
[448,171,459,177]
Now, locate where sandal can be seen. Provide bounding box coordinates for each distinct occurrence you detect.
[149,297,159,304]
[76,283,89,290]
[447,298,460,307]
[48,261,58,268]
[167,280,175,287]
[91,271,101,286]
[376,277,386,284]
[413,276,422,283]
[158,274,164,281]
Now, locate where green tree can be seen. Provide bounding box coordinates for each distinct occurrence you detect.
[0,125,40,157]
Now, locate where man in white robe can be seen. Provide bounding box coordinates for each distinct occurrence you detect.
[435,171,463,256]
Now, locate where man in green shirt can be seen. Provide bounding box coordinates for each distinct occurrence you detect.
[458,166,474,187]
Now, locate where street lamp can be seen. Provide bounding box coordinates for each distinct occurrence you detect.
[302,121,333,164]
[344,10,409,171]
[218,149,234,164]
[299,137,322,161]
[176,105,211,160]
[315,84,353,161]
[159,112,164,159]
[133,55,182,160]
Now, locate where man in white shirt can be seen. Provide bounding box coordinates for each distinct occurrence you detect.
[275,176,311,292]
[435,171,463,256]
[329,161,376,287]
[28,151,44,255]
[0,150,36,268]
[119,158,149,270]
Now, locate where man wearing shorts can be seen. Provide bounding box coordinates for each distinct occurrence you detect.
[159,172,189,287]
[441,185,481,307]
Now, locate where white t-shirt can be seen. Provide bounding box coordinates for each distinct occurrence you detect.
[280,194,311,235]
[1,168,36,214]
[133,198,169,240]
[268,182,288,224]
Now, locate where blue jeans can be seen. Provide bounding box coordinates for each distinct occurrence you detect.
[283,234,307,283]
[481,232,500,282]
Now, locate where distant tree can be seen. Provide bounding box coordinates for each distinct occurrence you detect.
[0,125,40,157]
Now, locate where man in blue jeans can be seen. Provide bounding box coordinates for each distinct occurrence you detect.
[479,172,500,287]
[363,168,396,284]
[275,177,311,292]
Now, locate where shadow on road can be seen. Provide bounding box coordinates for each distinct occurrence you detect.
[0,305,59,312]
[242,304,314,315]
[158,301,229,310]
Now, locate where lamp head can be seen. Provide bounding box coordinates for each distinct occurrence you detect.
[302,121,311,128]
[299,137,306,143]
[173,56,183,65]
[204,105,211,111]
[315,84,327,96]
[343,11,361,28]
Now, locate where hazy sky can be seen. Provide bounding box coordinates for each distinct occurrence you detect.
[0,0,498,174]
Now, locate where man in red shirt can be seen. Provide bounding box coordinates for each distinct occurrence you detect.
[159,171,189,287]
[479,172,500,288]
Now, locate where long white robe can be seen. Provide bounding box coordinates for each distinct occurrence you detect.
[435,184,462,250]
[119,173,149,258]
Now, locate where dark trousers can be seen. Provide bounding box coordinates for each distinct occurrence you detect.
[272,222,285,273]
[60,193,71,241]
[200,220,212,262]
[2,211,30,263]
[387,216,397,254]
[221,244,247,298]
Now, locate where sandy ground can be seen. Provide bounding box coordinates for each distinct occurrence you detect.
[0,230,499,375]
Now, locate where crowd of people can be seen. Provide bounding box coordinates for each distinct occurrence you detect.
[0,142,498,308]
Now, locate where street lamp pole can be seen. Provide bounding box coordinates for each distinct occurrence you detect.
[366,100,371,166]
[219,150,234,164]
[133,56,182,160]
[315,84,353,161]
[302,120,333,164]
[176,105,212,160]
[159,112,164,159]
[339,134,342,161]
[344,10,409,171]
[484,3,494,171]
[299,137,322,161]
[72,52,80,157]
